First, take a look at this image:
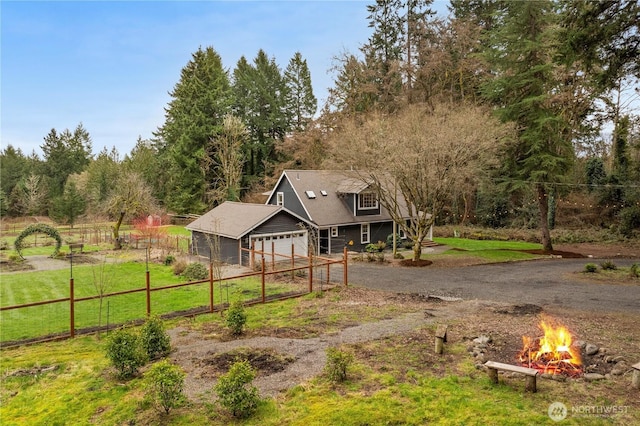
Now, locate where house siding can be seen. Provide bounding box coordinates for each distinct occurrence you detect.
[324,221,395,253]
[253,213,304,235]
[191,232,240,264]
[269,177,309,220]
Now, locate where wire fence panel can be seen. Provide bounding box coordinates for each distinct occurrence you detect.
[1,302,69,342]
[0,250,348,346]
[75,291,147,332]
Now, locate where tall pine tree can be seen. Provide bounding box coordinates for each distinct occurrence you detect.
[156,46,232,213]
[284,52,317,131]
[481,0,573,251]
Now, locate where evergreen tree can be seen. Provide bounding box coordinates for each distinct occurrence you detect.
[40,124,93,198]
[0,145,30,201]
[283,52,317,131]
[481,0,573,251]
[51,180,86,228]
[83,147,121,212]
[232,50,289,180]
[156,46,232,213]
[123,138,164,201]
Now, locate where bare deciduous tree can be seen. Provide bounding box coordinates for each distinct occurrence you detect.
[205,114,246,205]
[105,171,158,250]
[330,103,513,261]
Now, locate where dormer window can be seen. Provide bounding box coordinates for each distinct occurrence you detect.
[358,192,378,210]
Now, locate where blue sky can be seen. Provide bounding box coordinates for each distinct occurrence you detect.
[1,0,450,158]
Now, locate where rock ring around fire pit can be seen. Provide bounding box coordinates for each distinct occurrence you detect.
[484,360,538,392]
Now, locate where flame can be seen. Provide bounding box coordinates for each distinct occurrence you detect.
[518,320,582,377]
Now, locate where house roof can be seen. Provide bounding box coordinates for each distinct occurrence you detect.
[270,170,411,227]
[186,201,307,239]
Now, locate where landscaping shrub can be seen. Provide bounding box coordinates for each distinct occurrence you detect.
[214,360,260,418]
[172,258,188,276]
[600,260,617,271]
[386,233,402,250]
[105,328,148,378]
[584,263,598,273]
[144,360,185,415]
[225,300,247,336]
[324,347,353,383]
[164,255,175,266]
[618,205,640,237]
[140,316,171,360]
[181,262,208,281]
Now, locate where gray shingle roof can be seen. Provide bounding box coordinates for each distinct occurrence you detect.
[186,202,284,239]
[279,170,410,227]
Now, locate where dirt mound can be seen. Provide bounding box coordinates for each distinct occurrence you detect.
[398,259,433,267]
[518,249,586,258]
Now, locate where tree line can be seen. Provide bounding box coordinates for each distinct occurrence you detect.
[2,0,639,251]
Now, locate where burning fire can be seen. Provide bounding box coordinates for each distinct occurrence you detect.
[518,320,582,377]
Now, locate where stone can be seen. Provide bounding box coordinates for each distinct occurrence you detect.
[473,335,491,345]
[551,375,566,382]
[610,363,627,376]
[585,343,599,356]
[583,373,605,381]
[575,340,586,349]
[612,355,625,363]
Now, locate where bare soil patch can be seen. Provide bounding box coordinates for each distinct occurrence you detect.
[169,285,640,414]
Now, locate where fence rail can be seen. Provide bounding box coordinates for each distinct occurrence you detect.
[0,248,348,348]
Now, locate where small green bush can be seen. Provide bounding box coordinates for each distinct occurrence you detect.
[182,262,208,281]
[584,263,598,273]
[172,258,188,276]
[600,260,617,271]
[630,263,639,278]
[164,255,175,266]
[144,360,185,415]
[105,328,148,378]
[214,360,260,418]
[324,347,353,383]
[365,241,386,253]
[225,300,247,335]
[140,316,171,360]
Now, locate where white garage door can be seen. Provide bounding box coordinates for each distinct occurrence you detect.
[250,231,308,261]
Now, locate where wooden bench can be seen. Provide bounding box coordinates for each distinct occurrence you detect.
[484,361,538,392]
[434,325,448,354]
[632,362,640,389]
[68,243,84,253]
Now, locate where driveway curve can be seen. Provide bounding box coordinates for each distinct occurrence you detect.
[344,258,640,313]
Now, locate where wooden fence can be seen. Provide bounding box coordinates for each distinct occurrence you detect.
[0,248,348,348]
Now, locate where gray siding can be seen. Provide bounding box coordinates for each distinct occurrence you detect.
[192,232,240,264]
[253,212,304,235]
[269,178,309,220]
[337,221,394,252]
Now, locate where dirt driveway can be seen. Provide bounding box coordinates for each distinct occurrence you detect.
[344,258,640,313]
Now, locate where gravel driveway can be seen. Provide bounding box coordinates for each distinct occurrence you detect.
[343,258,640,313]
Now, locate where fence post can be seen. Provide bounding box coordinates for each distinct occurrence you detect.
[70,277,75,338]
[343,246,348,287]
[271,241,275,271]
[146,249,151,317]
[209,260,214,313]
[291,244,295,280]
[326,262,330,286]
[261,257,266,303]
[70,252,75,338]
[308,253,313,293]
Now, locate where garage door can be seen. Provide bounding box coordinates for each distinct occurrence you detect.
[250,231,308,261]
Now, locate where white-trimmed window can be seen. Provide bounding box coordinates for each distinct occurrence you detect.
[358,192,378,210]
[331,227,338,237]
[361,223,370,244]
[276,192,284,206]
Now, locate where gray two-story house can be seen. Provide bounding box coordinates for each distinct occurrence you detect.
[266,170,419,254]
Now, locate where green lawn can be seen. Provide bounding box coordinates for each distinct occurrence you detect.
[0,261,305,342]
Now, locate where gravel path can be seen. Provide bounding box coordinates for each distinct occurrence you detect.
[168,303,466,400]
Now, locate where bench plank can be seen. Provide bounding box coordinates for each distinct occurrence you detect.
[484,361,538,392]
[484,361,538,376]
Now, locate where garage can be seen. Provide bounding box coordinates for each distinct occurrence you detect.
[187,201,312,266]
[250,230,308,261]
